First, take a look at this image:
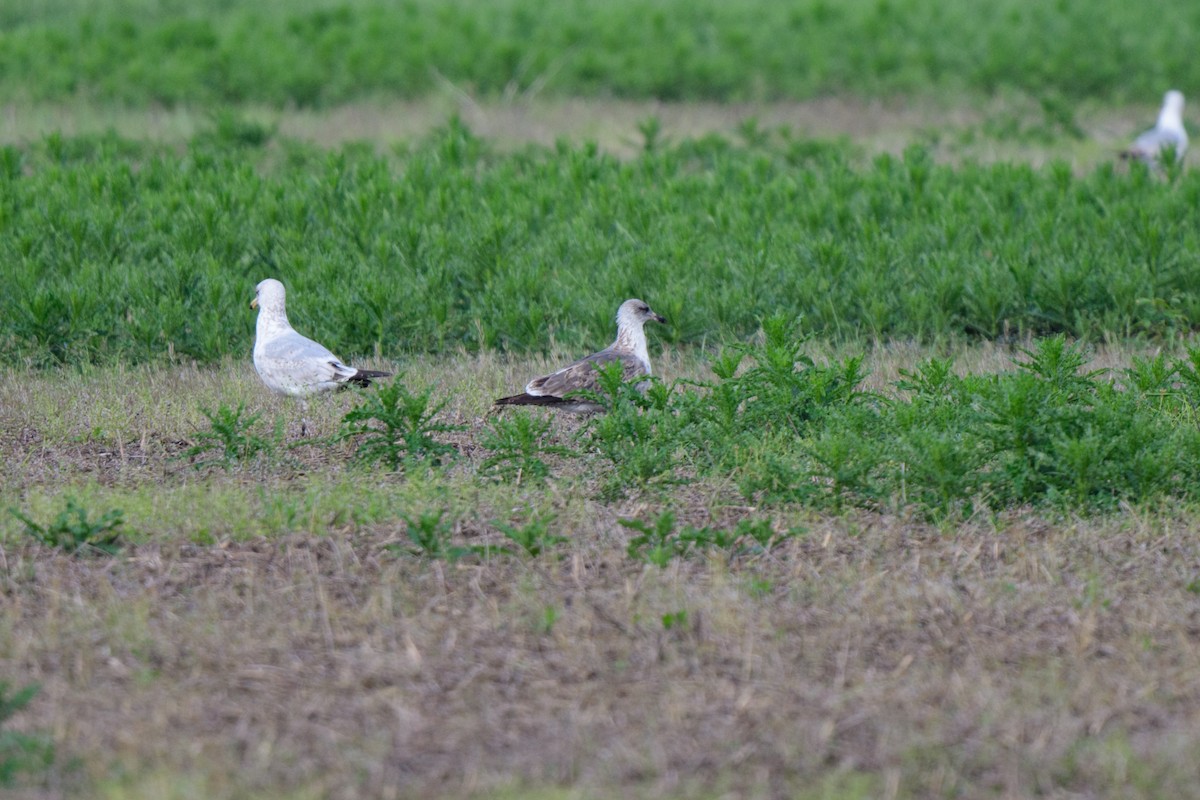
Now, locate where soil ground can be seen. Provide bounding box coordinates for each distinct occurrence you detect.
[5,343,1200,798]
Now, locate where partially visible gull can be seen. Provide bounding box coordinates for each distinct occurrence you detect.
[1122,89,1188,166]
[495,298,667,413]
[251,278,390,397]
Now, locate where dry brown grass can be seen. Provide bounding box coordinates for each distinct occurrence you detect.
[4,344,1200,798]
[9,510,1200,798]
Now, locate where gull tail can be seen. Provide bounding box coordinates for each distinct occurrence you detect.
[347,369,392,388]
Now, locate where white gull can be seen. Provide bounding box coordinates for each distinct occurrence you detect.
[1123,90,1188,166]
[251,278,390,397]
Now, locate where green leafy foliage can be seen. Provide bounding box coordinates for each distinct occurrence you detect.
[495,513,567,557]
[391,508,492,562]
[584,365,684,499]
[10,130,1200,367]
[183,403,276,469]
[340,379,461,471]
[0,0,1197,106]
[620,511,685,567]
[619,511,794,566]
[661,610,689,630]
[479,411,574,484]
[566,328,1200,517]
[780,337,1200,515]
[0,682,54,788]
[10,498,126,555]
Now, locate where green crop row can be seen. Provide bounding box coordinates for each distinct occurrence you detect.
[0,0,1197,107]
[3,122,1200,367]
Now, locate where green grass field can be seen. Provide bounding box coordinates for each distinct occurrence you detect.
[5,124,1200,368]
[6,1,1200,798]
[1,0,1199,106]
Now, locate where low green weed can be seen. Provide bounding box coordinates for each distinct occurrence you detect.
[11,497,126,555]
[340,379,461,471]
[661,610,689,630]
[571,329,1200,517]
[674,315,873,490]
[620,510,682,567]
[183,403,276,469]
[1169,346,1200,413]
[0,682,54,788]
[201,108,276,149]
[393,508,454,559]
[584,363,683,499]
[619,511,792,566]
[537,605,561,635]
[1159,145,1185,185]
[391,509,493,562]
[721,313,868,435]
[0,0,1196,108]
[479,411,574,485]
[790,337,1200,515]
[495,513,566,557]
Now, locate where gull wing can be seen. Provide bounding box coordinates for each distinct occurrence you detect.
[1129,127,1187,161]
[526,349,648,398]
[257,330,358,389]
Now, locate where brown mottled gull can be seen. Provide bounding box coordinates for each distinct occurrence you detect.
[495,298,667,413]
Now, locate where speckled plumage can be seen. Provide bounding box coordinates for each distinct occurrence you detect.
[495,299,666,413]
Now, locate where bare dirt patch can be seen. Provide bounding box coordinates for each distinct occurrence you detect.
[0,94,1178,169]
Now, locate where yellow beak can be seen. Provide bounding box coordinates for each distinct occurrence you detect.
[250,297,258,309]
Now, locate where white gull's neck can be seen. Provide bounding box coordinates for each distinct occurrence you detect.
[613,321,651,372]
[1159,98,1185,133]
[1159,109,1184,133]
[256,304,294,348]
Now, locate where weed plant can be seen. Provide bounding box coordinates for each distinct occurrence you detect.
[479,411,574,485]
[495,513,566,557]
[620,511,794,566]
[10,498,125,555]
[0,683,54,788]
[340,379,461,471]
[583,363,685,499]
[0,0,1198,106]
[183,403,277,469]
[8,128,1200,368]
[566,328,1200,517]
[392,508,493,562]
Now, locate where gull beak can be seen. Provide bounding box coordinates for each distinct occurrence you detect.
[653,313,667,324]
[250,297,258,309]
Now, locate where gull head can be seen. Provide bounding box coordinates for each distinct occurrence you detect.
[616,298,667,330]
[1165,90,1186,116]
[251,278,287,313]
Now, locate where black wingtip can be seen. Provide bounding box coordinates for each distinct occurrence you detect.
[348,369,392,388]
[494,393,566,407]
